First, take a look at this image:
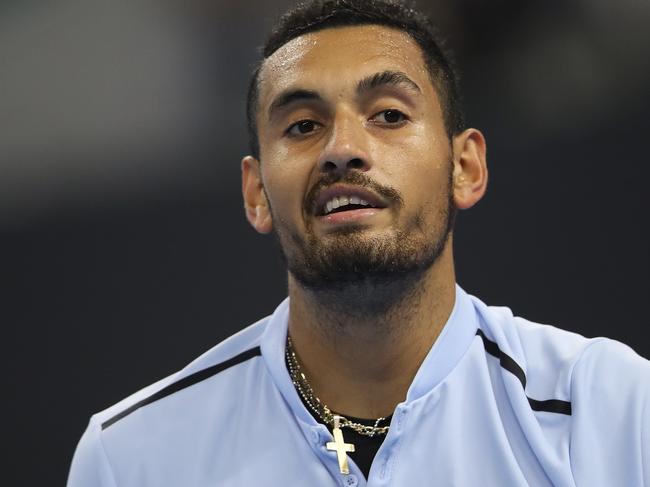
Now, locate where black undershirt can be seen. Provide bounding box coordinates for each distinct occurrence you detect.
[325,412,391,479]
[298,393,391,479]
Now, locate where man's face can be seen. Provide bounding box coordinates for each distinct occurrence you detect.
[250,25,456,289]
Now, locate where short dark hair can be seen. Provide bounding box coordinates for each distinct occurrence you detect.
[246,0,465,159]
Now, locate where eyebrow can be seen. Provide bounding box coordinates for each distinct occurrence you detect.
[267,70,421,120]
[356,70,421,95]
[268,89,323,120]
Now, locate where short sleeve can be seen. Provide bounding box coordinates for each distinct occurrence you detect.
[67,418,118,487]
[569,339,650,486]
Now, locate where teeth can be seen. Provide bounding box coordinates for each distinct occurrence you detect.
[323,195,372,214]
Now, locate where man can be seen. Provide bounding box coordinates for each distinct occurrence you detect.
[67,1,649,485]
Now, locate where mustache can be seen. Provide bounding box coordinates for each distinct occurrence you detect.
[304,172,404,213]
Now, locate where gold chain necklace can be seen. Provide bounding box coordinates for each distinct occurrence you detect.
[285,335,390,437]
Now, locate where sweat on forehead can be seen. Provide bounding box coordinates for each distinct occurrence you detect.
[257,25,431,114]
[245,0,464,160]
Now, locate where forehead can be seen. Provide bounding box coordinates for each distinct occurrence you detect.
[258,25,432,110]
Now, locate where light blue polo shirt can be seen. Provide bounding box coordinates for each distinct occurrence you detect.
[67,286,650,486]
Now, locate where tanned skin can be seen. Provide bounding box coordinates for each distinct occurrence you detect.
[242,25,487,419]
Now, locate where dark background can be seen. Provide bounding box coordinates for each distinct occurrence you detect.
[2,0,648,485]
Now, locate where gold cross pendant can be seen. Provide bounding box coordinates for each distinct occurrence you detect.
[326,415,356,474]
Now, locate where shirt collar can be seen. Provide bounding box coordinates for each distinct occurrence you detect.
[260,284,479,420]
[406,284,479,401]
[260,298,316,426]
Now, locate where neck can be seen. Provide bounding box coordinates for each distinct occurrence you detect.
[287,242,456,420]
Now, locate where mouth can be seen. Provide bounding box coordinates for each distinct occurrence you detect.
[313,185,388,217]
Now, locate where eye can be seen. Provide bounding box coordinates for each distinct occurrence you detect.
[286,120,319,136]
[372,109,407,125]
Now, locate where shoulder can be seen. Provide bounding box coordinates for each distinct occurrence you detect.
[468,293,649,407]
[470,294,590,362]
[467,293,649,484]
[67,316,273,486]
[570,337,650,411]
[95,315,269,430]
[567,334,650,484]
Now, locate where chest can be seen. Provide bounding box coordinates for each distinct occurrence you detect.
[107,351,573,487]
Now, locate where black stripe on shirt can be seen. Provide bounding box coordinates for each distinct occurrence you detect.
[476,329,572,415]
[101,346,262,430]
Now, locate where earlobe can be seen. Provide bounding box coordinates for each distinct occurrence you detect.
[452,129,488,210]
[241,155,273,234]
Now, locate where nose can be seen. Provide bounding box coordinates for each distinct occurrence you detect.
[318,111,371,174]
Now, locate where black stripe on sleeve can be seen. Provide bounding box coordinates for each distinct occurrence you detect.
[101,346,262,430]
[528,398,572,415]
[476,329,572,415]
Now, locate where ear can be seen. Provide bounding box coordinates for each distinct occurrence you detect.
[451,128,488,210]
[241,155,273,234]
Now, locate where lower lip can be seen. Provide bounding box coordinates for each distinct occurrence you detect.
[317,208,383,225]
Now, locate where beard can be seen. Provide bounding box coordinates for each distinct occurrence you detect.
[269,168,456,312]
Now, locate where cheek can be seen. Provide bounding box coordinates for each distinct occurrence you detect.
[410,170,450,213]
[374,120,449,175]
[264,173,295,221]
[384,137,451,213]
[261,156,311,226]
[380,145,450,198]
